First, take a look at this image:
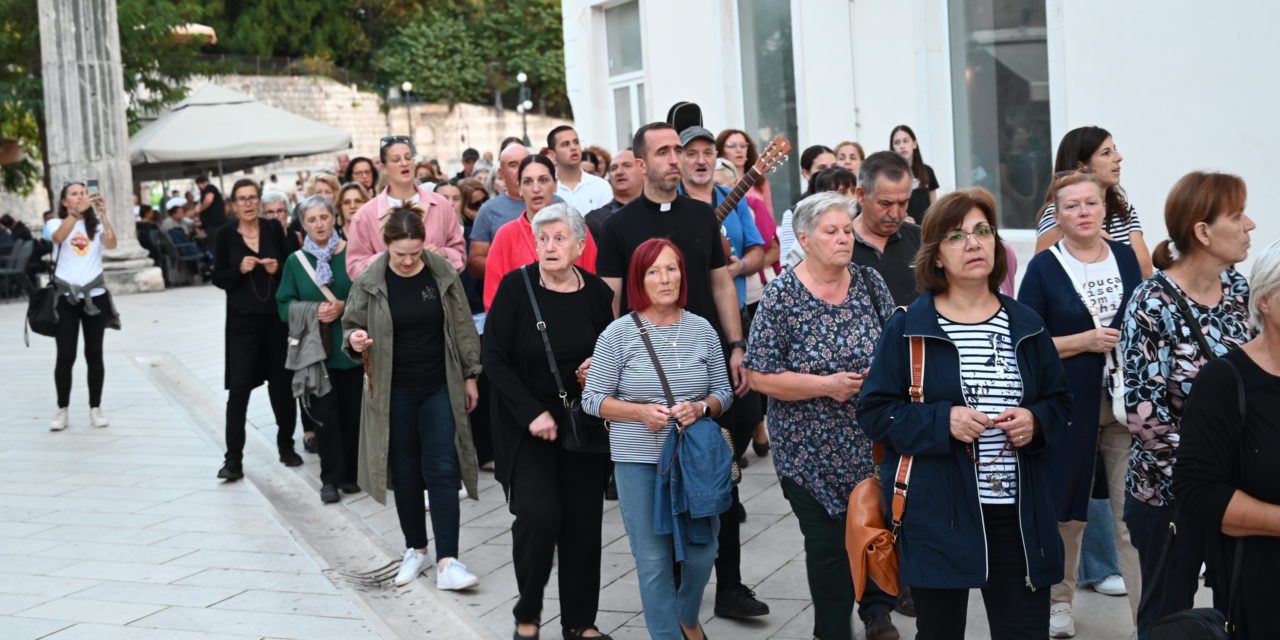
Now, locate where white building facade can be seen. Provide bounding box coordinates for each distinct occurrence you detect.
[562,0,1278,273]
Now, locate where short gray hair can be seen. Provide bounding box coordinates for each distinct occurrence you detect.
[857,151,912,197]
[1249,240,1280,329]
[294,194,336,223]
[531,203,587,243]
[792,192,856,239]
[261,191,290,207]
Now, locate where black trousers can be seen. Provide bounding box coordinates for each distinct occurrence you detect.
[472,371,494,465]
[508,436,610,629]
[54,294,109,408]
[912,505,1049,640]
[1124,496,1211,640]
[223,311,296,464]
[308,367,362,487]
[714,386,762,588]
[780,477,895,639]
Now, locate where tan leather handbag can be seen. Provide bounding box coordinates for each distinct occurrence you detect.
[846,335,923,601]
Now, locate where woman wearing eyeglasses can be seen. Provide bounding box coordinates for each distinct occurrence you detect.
[212,178,301,481]
[345,135,466,279]
[859,188,1071,639]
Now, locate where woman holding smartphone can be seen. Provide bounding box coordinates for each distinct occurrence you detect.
[46,180,119,432]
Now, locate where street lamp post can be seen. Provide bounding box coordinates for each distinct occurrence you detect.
[517,72,531,147]
[401,80,415,144]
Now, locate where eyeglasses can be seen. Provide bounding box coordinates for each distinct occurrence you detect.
[943,224,996,247]
[723,143,749,151]
[467,198,487,210]
[234,195,260,204]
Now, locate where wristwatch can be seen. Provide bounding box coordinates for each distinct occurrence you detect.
[729,340,747,351]
[699,401,711,418]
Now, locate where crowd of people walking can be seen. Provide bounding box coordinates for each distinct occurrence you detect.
[44,101,1279,640]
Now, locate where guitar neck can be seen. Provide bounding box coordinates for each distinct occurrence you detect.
[715,167,763,222]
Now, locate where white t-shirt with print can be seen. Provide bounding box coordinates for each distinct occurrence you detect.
[45,218,106,297]
[1055,241,1124,328]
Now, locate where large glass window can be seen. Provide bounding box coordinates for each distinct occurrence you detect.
[949,1,1051,229]
[738,0,799,218]
[606,1,645,150]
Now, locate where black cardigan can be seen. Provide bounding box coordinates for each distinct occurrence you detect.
[212,218,289,316]
[482,264,615,489]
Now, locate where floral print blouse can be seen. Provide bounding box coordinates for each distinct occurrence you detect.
[743,264,895,518]
[1120,269,1251,507]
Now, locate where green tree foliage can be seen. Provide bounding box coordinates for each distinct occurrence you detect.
[0,0,210,194]
[211,0,369,69]
[375,9,486,106]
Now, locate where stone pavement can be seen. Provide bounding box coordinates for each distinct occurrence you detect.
[0,286,1171,639]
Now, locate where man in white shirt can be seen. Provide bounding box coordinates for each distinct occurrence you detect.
[548,126,612,214]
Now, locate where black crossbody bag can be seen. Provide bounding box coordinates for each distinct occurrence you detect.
[1146,272,1245,640]
[520,266,609,454]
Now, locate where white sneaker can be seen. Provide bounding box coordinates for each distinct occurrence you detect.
[51,408,69,431]
[89,407,109,428]
[458,487,468,500]
[435,558,479,591]
[393,548,428,587]
[1092,574,1127,596]
[1050,602,1076,638]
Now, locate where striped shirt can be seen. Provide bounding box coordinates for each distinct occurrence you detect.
[1036,202,1143,242]
[938,307,1023,504]
[581,310,734,464]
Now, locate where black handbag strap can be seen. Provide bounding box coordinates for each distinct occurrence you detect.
[1154,272,1216,359]
[856,265,885,328]
[520,266,570,409]
[1137,356,1247,628]
[629,311,676,408]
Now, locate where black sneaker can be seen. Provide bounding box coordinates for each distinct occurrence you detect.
[894,587,916,617]
[864,612,899,640]
[320,484,340,503]
[339,483,361,494]
[217,462,244,481]
[303,436,319,454]
[279,450,304,467]
[713,582,769,619]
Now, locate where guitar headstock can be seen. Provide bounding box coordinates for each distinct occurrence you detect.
[754,136,792,175]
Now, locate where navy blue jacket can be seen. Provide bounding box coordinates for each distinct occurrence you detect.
[858,291,1071,590]
[1017,239,1142,522]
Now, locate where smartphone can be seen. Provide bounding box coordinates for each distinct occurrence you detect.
[86,179,101,214]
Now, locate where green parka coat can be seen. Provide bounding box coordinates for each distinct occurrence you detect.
[341,250,482,505]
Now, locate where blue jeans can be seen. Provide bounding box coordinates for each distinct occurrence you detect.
[1079,498,1122,585]
[614,461,719,639]
[389,385,461,561]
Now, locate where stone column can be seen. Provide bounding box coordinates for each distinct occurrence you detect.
[39,0,163,293]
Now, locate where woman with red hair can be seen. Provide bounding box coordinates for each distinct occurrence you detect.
[582,238,734,640]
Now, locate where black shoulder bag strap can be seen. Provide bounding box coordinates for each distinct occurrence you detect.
[856,265,885,328]
[630,311,683,475]
[1137,353,1247,629]
[1154,272,1216,357]
[520,266,571,411]
[629,311,677,408]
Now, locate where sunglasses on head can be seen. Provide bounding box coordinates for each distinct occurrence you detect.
[380,135,413,148]
[1053,167,1096,179]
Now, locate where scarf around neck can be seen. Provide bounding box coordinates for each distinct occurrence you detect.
[302,233,340,286]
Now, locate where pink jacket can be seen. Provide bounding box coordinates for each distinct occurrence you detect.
[345,186,466,278]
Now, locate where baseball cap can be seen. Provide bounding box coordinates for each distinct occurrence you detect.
[165,197,186,212]
[462,148,480,161]
[679,126,716,147]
